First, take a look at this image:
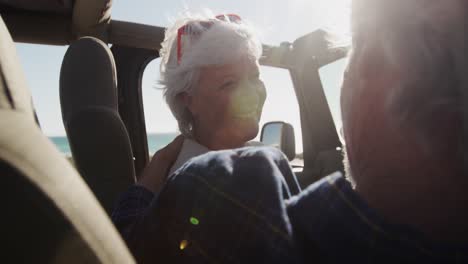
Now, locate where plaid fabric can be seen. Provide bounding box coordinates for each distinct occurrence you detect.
[287,174,468,263]
[112,147,468,264]
[111,185,154,239]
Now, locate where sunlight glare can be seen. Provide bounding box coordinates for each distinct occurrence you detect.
[290,0,351,36]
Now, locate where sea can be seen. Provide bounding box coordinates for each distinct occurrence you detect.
[49,132,179,156]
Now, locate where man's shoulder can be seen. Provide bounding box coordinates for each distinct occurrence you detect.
[285,173,361,257]
[285,173,468,263]
[286,172,345,217]
[152,145,302,263]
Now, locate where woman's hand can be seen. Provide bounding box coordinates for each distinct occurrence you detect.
[137,135,184,193]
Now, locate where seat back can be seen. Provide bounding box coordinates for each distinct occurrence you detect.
[60,37,136,215]
[0,16,134,263]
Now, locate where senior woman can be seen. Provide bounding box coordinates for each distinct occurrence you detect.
[161,13,266,176]
[112,12,267,241]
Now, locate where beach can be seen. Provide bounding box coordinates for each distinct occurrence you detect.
[49,132,179,157]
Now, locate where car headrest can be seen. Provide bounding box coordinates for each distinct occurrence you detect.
[60,37,136,215]
[60,37,117,121]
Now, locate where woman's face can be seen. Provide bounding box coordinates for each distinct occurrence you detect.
[184,57,266,149]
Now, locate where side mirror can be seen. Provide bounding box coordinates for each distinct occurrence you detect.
[260,121,296,161]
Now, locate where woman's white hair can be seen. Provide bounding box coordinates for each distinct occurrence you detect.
[159,12,262,136]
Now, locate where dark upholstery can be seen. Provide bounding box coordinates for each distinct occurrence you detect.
[1,160,99,263]
[0,15,134,263]
[60,37,136,215]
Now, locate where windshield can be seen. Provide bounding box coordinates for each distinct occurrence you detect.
[130,0,350,155]
[142,60,303,154]
[18,0,351,157]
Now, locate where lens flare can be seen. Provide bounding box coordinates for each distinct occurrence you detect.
[180,240,189,250]
[190,217,200,225]
[229,81,265,120]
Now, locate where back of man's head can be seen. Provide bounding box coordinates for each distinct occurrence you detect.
[342,0,468,182]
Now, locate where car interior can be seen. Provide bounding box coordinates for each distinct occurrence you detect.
[0,11,134,263]
[0,0,347,261]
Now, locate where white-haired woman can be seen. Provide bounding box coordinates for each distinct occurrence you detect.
[112,13,266,235]
[157,13,266,178]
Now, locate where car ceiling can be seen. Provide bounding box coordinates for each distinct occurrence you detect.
[0,0,287,63]
[0,0,74,14]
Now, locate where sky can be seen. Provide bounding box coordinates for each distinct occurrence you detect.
[15,0,350,151]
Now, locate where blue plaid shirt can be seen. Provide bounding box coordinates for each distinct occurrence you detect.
[112,147,468,263]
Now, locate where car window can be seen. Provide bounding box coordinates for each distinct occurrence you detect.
[319,58,348,137]
[142,58,179,155]
[142,59,303,155]
[15,43,73,159]
[256,66,302,154]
